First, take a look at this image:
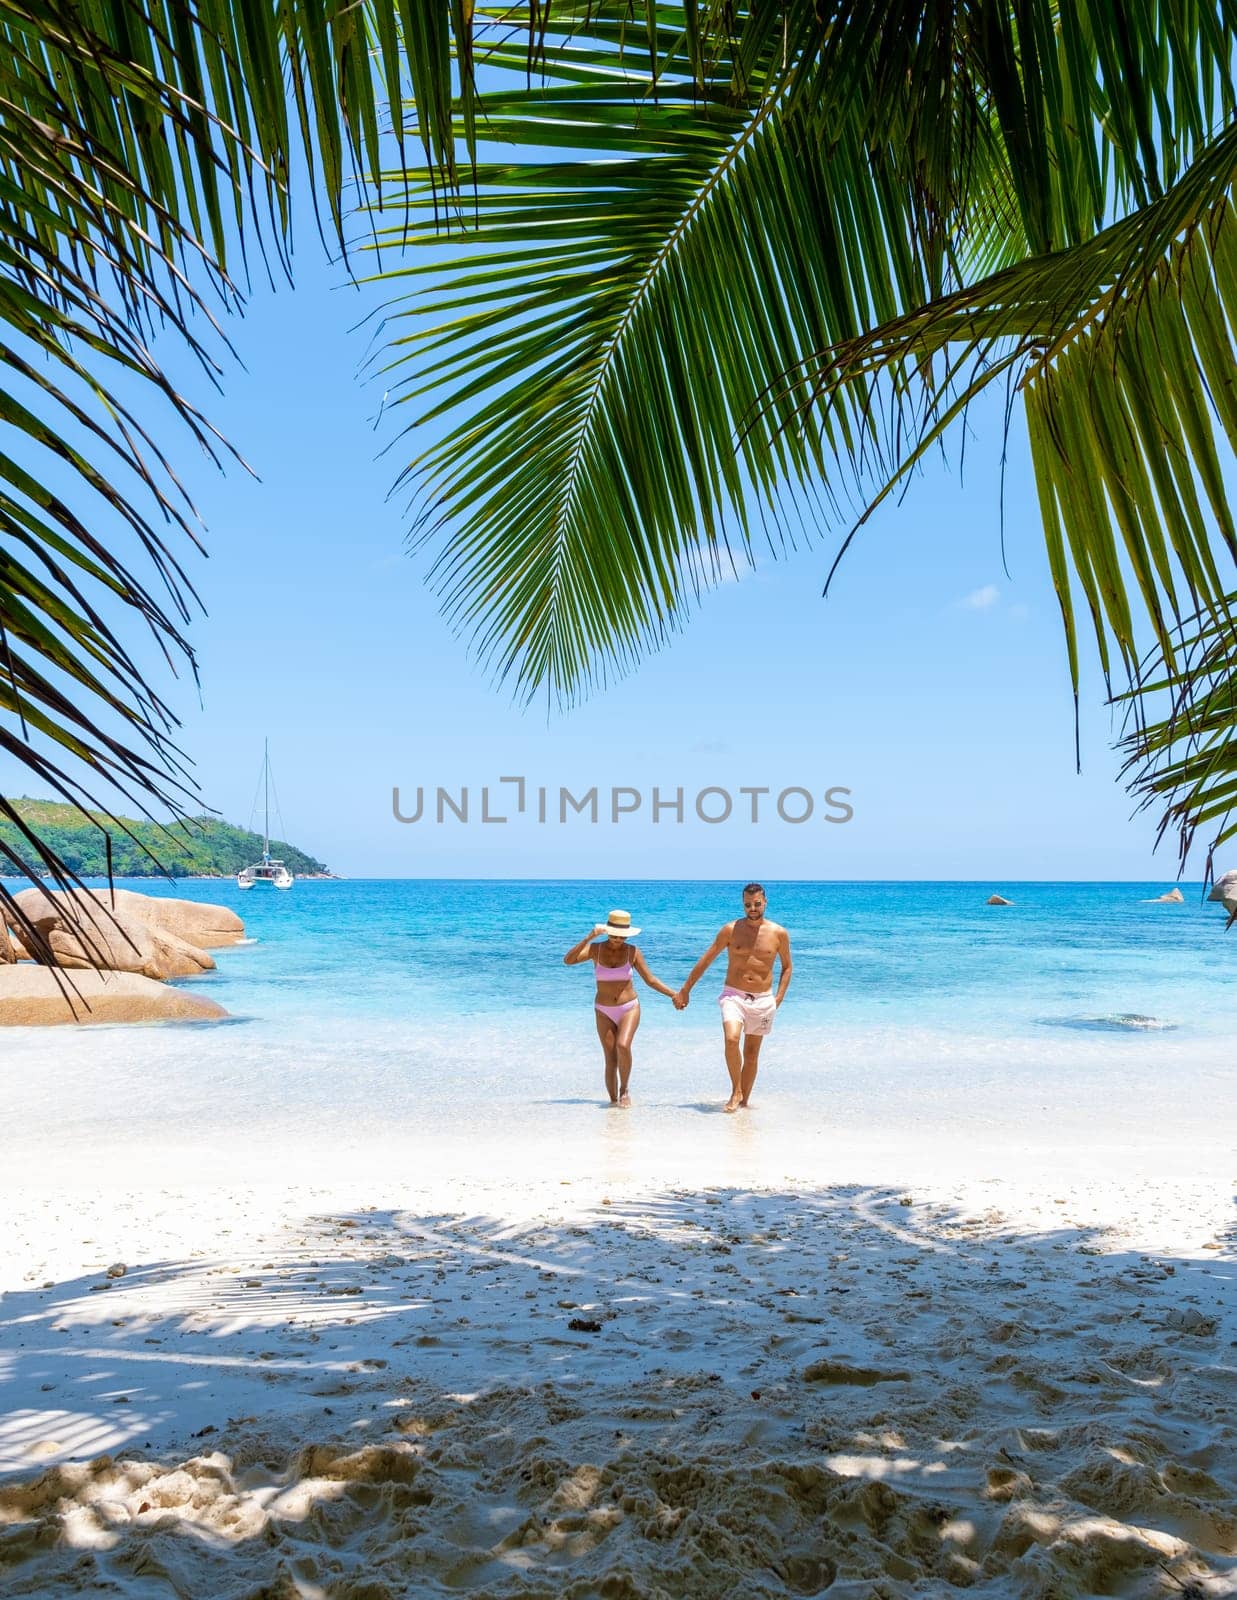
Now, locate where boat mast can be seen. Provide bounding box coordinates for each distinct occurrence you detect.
[263,736,270,862]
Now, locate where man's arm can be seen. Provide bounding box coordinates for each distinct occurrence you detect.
[774,926,793,1006]
[677,924,732,1005]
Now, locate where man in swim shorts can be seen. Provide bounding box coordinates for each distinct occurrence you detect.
[674,883,792,1112]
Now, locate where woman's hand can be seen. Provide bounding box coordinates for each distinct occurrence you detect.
[592,924,609,939]
[565,928,605,964]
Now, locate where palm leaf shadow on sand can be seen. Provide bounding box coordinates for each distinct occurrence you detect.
[0,1187,1232,1597]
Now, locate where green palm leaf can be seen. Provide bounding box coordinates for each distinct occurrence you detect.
[372,8,999,701]
[373,1,1237,720]
[1116,599,1237,877]
[782,122,1237,771]
[359,1,1237,883]
[2,0,483,955]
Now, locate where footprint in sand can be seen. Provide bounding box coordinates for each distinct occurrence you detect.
[781,1551,837,1592]
[801,1359,911,1386]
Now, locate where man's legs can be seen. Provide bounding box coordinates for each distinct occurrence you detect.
[740,1034,763,1106]
[594,1011,619,1102]
[722,1019,744,1111]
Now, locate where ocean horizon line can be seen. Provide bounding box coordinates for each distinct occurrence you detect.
[1,872,1214,886]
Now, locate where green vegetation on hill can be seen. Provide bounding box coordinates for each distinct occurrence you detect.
[0,798,331,880]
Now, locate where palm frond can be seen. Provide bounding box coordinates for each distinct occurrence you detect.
[742,0,1237,253]
[781,122,1237,752]
[371,7,1000,702]
[4,0,479,265]
[370,1,1237,717]
[1116,597,1237,875]
[1,62,238,947]
[1,0,485,951]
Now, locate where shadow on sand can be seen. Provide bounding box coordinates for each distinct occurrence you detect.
[0,1185,1232,1598]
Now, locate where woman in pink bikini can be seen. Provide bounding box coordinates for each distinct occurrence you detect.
[563,909,678,1106]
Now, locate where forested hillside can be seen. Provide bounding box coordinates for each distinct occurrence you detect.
[0,799,332,879]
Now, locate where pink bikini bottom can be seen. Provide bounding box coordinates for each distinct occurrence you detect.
[595,999,638,1025]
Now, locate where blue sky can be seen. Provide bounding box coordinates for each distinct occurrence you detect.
[0,192,1203,882]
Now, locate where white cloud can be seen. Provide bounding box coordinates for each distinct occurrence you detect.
[688,539,756,587]
[959,584,1001,610]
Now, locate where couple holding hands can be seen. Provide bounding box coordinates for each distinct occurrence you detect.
[563,884,793,1112]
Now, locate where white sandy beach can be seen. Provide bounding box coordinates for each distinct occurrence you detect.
[1,1124,1233,1600]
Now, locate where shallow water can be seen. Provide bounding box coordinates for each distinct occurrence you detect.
[2,878,1233,1183]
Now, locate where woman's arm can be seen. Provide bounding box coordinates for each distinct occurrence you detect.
[632,948,677,998]
[564,926,606,965]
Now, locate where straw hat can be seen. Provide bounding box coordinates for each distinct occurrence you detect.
[602,909,641,938]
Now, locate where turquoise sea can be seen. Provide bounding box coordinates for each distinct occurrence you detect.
[2,879,1234,1182]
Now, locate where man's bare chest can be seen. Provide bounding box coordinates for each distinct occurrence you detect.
[729,929,777,963]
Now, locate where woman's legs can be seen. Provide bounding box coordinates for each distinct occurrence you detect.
[594,1009,619,1101]
[613,1003,641,1105]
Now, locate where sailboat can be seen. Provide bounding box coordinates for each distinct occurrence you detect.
[237,740,294,890]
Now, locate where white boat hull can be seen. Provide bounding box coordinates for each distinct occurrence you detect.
[238,861,293,890]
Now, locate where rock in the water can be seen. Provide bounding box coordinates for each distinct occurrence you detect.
[108,890,246,949]
[1149,887,1184,903]
[0,967,227,1025]
[1207,869,1237,907]
[0,921,13,964]
[986,894,1013,906]
[1041,1012,1175,1033]
[11,888,214,980]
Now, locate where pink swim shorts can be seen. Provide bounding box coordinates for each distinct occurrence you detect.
[718,987,776,1036]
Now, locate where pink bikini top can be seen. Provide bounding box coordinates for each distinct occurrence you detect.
[594,953,633,983]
